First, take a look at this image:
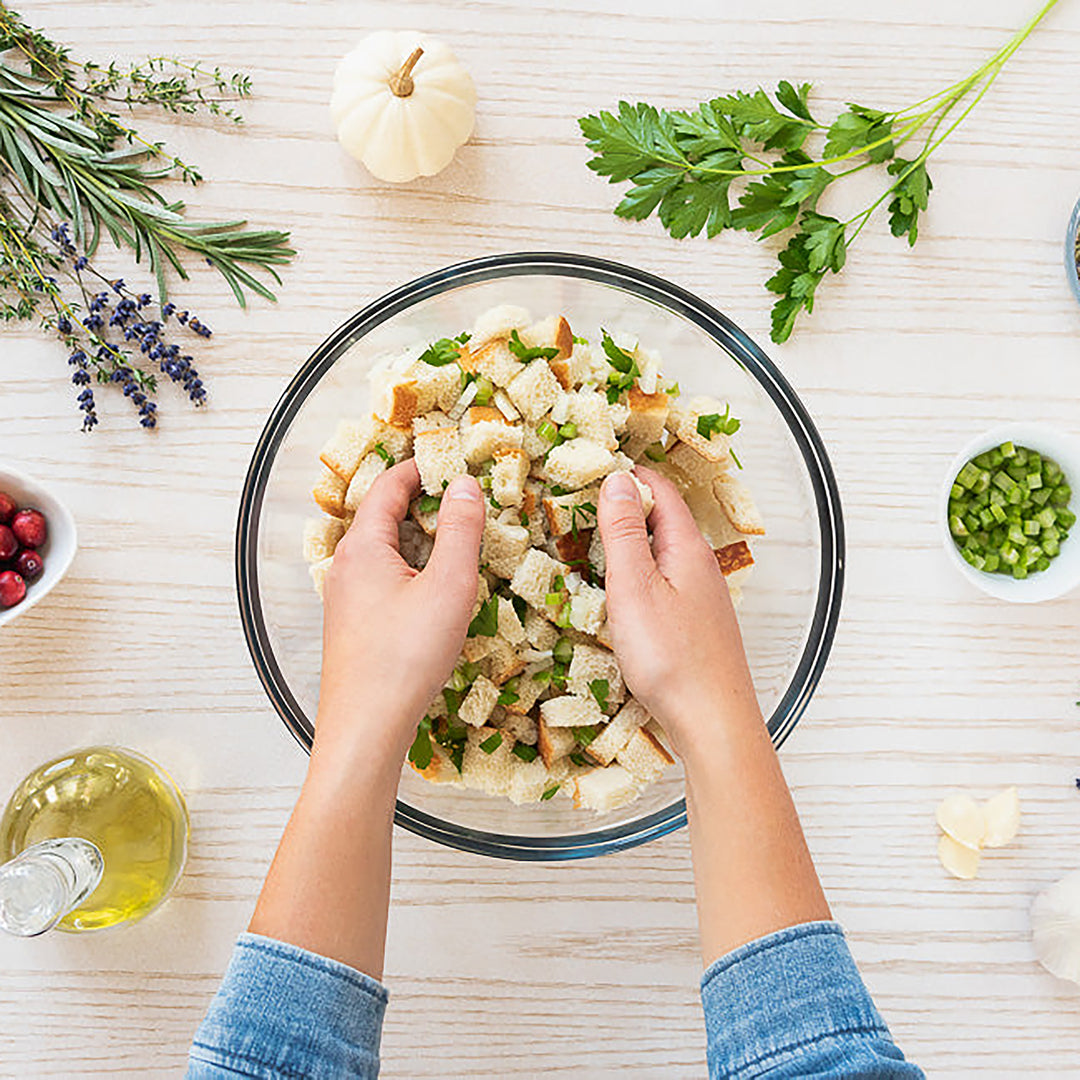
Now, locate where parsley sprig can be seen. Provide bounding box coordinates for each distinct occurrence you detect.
[508,328,559,362]
[419,331,469,367]
[579,1,1057,343]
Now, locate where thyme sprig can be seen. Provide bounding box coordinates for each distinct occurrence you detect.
[579,0,1057,343]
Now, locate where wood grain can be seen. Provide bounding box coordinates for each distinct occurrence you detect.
[3,0,1080,1076]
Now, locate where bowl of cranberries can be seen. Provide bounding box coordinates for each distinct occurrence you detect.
[0,467,77,627]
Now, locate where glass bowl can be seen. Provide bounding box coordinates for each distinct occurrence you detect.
[1067,193,1080,307]
[236,253,844,860]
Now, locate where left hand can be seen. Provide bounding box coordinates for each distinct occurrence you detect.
[314,459,485,771]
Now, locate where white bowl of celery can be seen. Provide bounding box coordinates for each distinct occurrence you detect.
[942,425,1080,603]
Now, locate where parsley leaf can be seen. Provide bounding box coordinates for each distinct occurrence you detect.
[443,687,464,716]
[697,406,741,439]
[587,679,610,711]
[569,501,597,540]
[512,743,539,763]
[479,732,503,754]
[467,596,499,638]
[600,329,638,373]
[540,784,560,800]
[497,680,520,706]
[573,724,599,746]
[508,328,559,362]
[418,493,441,514]
[419,333,469,367]
[372,442,394,465]
[886,158,933,246]
[408,718,434,770]
[824,104,894,163]
[713,86,817,151]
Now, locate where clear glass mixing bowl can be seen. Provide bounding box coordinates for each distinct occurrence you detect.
[236,253,844,859]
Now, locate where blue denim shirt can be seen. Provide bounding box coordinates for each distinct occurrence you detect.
[188,922,922,1078]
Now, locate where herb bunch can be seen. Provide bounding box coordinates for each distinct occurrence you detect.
[579,0,1057,344]
[0,3,295,429]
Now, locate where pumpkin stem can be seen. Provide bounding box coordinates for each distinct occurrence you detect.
[389,47,424,97]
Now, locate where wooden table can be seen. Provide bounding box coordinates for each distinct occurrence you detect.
[3,0,1080,1074]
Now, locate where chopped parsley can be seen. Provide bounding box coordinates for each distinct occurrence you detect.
[418,493,442,514]
[588,678,610,711]
[540,784,560,800]
[467,595,499,638]
[508,328,560,362]
[479,732,503,754]
[729,448,743,470]
[570,751,591,767]
[512,743,539,763]
[572,724,598,746]
[407,717,434,770]
[601,329,640,403]
[697,405,741,439]
[443,687,464,715]
[644,442,667,463]
[511,594,528,623]
[372,442,394,464]
[419,331,470,367]
[570,501,597,540]
[572,334,588,345]
[497,679,520,706]
[665,381,680,396]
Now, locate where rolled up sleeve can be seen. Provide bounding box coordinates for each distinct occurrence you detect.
[187,933,388,1079]
[701,921,923,1079]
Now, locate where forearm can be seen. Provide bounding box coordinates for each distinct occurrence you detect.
[680,706,830,968]
[248,730,403,981]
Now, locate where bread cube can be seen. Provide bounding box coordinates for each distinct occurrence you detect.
[715,540,755,576]
[616,727,674,784]
[410,498,439,537]
[407,359,462,414]
[312,465,348,518]
[481,517,531,579]
[667,440,725,487]
[414,426,466,496]
[537,717,576,768]
[461,406,524,465]
[471,304,531,345]
[567,584,606,636]
[586,700,649,765]
[308,555,333,599]
[544,438,615,491]
[302,516,345,564]
[712,473,765,535]
[554,529,593,569]
[371,374,420,428]
[587,530,606,579]
[319,419,373,482]
[572,765,641,812]
[666,400,732,463]
[461,634,498,664]
[509,547,564,610]
[343,452,388,514]
[398,519,433,570]
[497,597,527,646]
[468,338,521,388]
[504,662,549,715]
[491,447,530,508]
[522,420,553,460]
[567,644,624,709]
[482,635,527,685]
[541,486,600,537]
[459,675,500,728]
[507,756,551,805]
[564,389,617,450]
[540,694,606,729]
[523,608,559,650]
[506,359,562,422]
[624,385,669,451]
[461,725,516,796]
[498,708,538,746]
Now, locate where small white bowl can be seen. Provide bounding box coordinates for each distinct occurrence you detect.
[941,424,1080,603]
[0,466,78,628]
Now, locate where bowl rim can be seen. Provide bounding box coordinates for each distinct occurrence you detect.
[235,251,845,860]
[0,464,78,628]
[939,423,1080,603]
[1066,193,1080,306]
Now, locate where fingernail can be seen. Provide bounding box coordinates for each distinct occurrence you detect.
[445,475,482,501]
[603,472,638,502]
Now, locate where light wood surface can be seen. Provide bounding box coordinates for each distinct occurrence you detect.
[3,0,1080,1075]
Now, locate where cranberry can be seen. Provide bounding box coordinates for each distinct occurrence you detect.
[15,549,43,583]
[0,525,15,562]
[11,508,47,549]
[0,492,15,524]
[0,570,26,608]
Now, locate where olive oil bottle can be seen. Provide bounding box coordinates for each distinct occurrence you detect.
[0,746,188,934]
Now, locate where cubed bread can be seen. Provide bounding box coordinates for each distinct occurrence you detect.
[666,400,732,463]
[319,419,374,482]
[461,725,516,796]
[567,644,625,708]
[616,727,674,783]
[472,304,531,345]
[544,438,615,491]
[468,338,522,388]
[517,314,573,357]
[540,694,606,729]
[567,584,606,635]
[343,452,388,514]
[312,465,348,518]
[715,540,755,576]
[564,389,617,450]
[667,440,725,487]
[414,410,456,434]
[461,634,498,664]
[506,359,562,422]
[408,359,463,414]
[625,385,670,450]
[482,635,527,685]
[482,517,531,579]
[491,447,530,507]
[523,608,559,650]
[586,700,649,765]
[497,597,527,646]
[461,406,524,465]
[712,474,765,535]
[459,674,500,728]
[497,708,538,745]
[410,498,439,537]
[572,764,641,812]
[414,426,466,495]
[537,717,576,768]
[588,530,606,579]
[542,486,601,537]
[308,555,333,599]
[554,529,593,569]
[521,420,553,461]
[505,662,549,715]
[507,756,551,805]
[509,547,565,610]
[371,374,420,428]
[302,516,345,563]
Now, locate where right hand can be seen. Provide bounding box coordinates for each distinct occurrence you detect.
[597,467,762,759]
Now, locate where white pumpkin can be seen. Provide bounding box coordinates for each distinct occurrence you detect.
[331,31,476,183]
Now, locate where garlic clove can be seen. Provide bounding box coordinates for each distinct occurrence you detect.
[938,834,981,880]
[1032,871,1080,984]
[982,786,1021,848]
[936,793,986,851]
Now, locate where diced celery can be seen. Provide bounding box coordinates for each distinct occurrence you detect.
[990,503,1007,524]
[1043,536,1060,557]
[993,471,1017,493]
[1006,462,1027,482]
[1012,563,1028,580]
[957,461,982,489]
[1000,544,1019,565]
[1000,441,1016,457]
[950,482,965,500]
[974,451,994,469]
[979,508,995,528]
[974,471,992,494]
[1007,486,1022,506]
[1014,447,1029,467]
[1032,488,1052,506]
[1024,519,1041,536]
[983,553,1000,573]
[1027,472,1043,489]
[1036,556,1051,572]
[1035,507,1056,528]
[1058,508,1077,529]
[964,513,980,533]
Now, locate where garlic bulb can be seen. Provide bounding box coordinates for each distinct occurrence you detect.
[1032,871,1080,984]
[331,31,476,183]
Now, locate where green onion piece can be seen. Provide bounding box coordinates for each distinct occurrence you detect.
[572,725,598,746]
[558,422,578,440]
[537,420,559,443]
[512,743,539,762]
[540,784,560,801]
[479,732,503,754]
[497,679,520,706]
[644,442,667,463]
[532,669,552,684]
[443,687,463,715]
[461,660,482,683]
[552,637,574,664]
[545,591,563,607]
[569,751,591,767]
[418,493,442,514]
[474,376,494,405]
[588,678,610,711]
[449,668,469,693]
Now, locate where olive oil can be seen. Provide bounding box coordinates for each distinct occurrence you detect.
[0,747,188,931]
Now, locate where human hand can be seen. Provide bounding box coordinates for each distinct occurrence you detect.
[597,468,761,760]
[314,460,485,771]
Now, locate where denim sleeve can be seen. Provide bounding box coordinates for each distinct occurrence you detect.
[701,921,923,1079]
[186,933,388,1079]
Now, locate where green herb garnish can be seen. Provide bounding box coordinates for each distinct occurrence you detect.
[373,442,395,464]
[588,679,610,711]
[570,501,597,540]
[467,595,499,638]
[572,725,598,746]
[418,493,441,514]
[644,442,667,463]
[508,328,559,362]
[570,752,591,767]
[552,637,574,665]
[572,334,588,345]
[443,687,464,715]
[419,332,469,367]
[479,732,503,754]
[579,8,1056,343]
[600,329,640,402]
[540,784,560,800]
[497,679,520,707]
[408,717,434,770]
[697,406,741,439]
[512,743,539,763]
